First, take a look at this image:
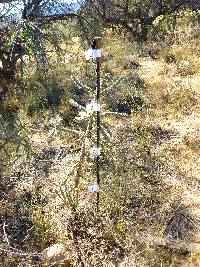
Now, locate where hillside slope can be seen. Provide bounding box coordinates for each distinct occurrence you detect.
[1,25,200,267]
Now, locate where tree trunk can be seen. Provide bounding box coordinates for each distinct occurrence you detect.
[0,47,16,79]
[0,40,27,86]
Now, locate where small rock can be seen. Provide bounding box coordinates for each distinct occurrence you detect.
[42,243,74,267]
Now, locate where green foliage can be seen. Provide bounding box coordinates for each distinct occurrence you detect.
[31,206,57,250]
[5,21,35,55]
[44,83,65,107]
[83,0,200,42]
[26,82,65,116]
[103,73,146,114]
[0,113,31,167]
[160,47,183,63]
[150,13,177,42]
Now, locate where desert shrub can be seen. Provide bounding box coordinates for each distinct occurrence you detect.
[149,10,200,43]
[44,83,64,107]
[0,178,55,266]
[26,81,66,117]
[160,87,197,115]
[104,73,146,114]
[160,46,183,63]
[150,13,177,42]
[160,45,200,76]
[65,121,184,266]
[123,60,141,70]
[0,96,20,122]
[0,113,31,170]
[145,76,198,118]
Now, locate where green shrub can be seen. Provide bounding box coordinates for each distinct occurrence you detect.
[149,13,177,42]
[104,73,146,114]
[26,82,65,116]
[160,47,183,63]
[44,83,64,107]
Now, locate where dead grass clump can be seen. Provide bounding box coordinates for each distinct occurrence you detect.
[144,78,198,118]
[176,60,199,77]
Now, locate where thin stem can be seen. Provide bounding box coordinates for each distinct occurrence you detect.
[96,60,101,211]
